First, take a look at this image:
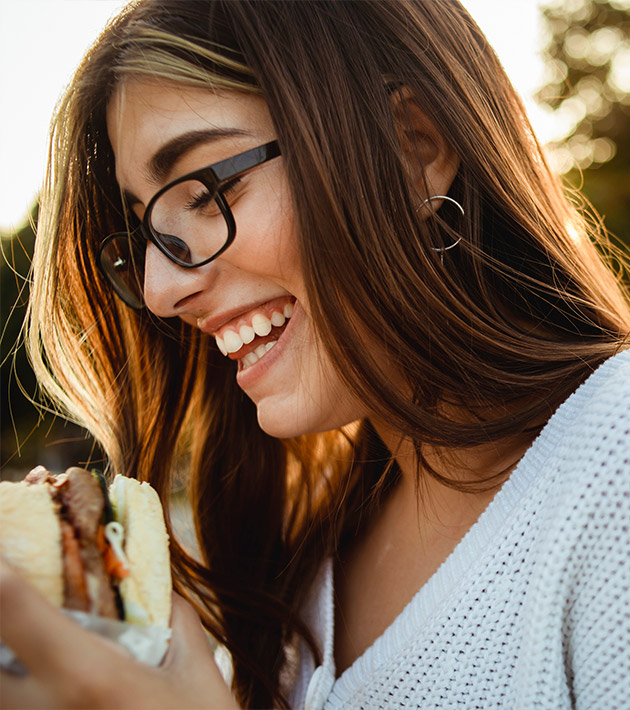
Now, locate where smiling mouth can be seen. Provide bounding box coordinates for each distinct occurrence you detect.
[213,296,295,371]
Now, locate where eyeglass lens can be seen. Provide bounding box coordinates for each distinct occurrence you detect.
[99,234,145,309]
[100,183,231,307]
[148,179,229,265]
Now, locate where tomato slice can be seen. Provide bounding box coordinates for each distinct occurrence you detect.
[98,524,130,580]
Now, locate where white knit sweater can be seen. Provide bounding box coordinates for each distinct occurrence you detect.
[278,349,630,709]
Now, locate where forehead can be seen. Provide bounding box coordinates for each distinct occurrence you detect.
[106,80,273,187]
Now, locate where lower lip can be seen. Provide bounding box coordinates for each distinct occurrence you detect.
[235,300,301,390]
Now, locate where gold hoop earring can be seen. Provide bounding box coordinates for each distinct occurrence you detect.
[417,195,465,253]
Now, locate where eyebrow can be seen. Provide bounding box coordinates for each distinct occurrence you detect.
[121,127,253,206]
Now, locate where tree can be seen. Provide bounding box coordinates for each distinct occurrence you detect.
[537,0,630,249]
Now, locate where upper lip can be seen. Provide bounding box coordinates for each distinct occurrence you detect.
[196,296,292,335]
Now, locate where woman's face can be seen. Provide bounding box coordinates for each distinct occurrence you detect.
[107,80,368,437]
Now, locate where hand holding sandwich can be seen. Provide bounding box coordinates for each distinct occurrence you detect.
[0,563,238,709]
[0,469,238,709]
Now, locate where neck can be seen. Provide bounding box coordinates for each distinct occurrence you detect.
[367,418,532,532]
[332,418,532,675]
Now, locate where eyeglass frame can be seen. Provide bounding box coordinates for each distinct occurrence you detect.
[97,139,282,305]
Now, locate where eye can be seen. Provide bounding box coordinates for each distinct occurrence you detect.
[180,176,243,218]
[219,177,242,200]
[186,185,215,212]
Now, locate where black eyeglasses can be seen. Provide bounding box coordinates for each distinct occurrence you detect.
[98,140,281,309]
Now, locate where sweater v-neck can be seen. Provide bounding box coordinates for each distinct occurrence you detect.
[321,354,615,699]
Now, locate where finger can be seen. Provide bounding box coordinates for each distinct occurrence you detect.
[162,594,238,709]
[0,670,50,709]
[0,560,113,680]
[163,593,216,673]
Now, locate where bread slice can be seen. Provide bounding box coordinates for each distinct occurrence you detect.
[0,481,64,607]
[108,475,171,627]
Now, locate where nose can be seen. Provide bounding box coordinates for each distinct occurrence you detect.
[142,242,209,318]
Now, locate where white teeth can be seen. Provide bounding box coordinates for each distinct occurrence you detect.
[270,311,285,327]
[223,330,243,354]
[241,352,258,368]
[239,324,255,344]
[214,301,295,360]
[240,340,279,371]
[215,335,228,356]
[252,313,272,337]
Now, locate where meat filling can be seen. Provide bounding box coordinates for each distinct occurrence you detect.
[26,466,120,619]
[59,519,90,611]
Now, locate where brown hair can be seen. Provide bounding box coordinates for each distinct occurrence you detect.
[27,0,630,706]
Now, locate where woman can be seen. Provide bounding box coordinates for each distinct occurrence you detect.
[1,0,629,707]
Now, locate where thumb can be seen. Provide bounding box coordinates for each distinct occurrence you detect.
[161,594,239,709]
[162,593,219,673]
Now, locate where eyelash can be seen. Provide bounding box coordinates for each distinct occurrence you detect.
[220,177,243,197]
[187,177,242,211]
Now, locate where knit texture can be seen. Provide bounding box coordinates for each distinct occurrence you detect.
[284,349,630,709]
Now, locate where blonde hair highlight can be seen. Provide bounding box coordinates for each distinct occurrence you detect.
[25,1,630,706]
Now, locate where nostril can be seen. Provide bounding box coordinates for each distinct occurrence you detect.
[142,241,212,318]
[174,291,206,312]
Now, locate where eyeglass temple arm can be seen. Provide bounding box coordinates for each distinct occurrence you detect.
[209,140,281,183]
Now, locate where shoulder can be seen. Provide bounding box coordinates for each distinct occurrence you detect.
[541,348,630,479]
[555,347,630,431]
[516,349,630,571]
[536,351,630,704]
[517,350,630,586]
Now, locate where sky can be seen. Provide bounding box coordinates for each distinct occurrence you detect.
[0,0,556,234]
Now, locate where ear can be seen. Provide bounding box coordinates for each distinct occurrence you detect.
[391,86,460,217]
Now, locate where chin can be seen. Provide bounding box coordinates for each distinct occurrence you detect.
[255,396,364,440]
[256,407,319,439]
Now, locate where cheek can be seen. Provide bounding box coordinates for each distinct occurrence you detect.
[231,170,302,286]
[254,318,370,437]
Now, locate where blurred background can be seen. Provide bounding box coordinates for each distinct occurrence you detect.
[2,0,629,479]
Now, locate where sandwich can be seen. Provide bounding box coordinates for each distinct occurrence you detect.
[0,467,171,628]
